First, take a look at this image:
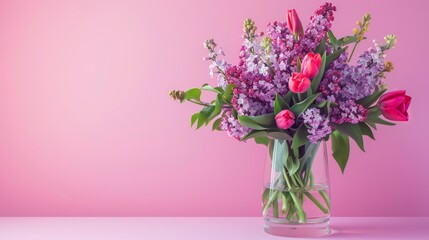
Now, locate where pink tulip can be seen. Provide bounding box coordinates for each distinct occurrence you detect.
[275,110,295,130]
[301,53,322,79]
[287,9,303,36]
[288,72,311,93]
[378,90,411,121]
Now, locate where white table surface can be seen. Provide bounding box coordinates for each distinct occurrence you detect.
[0,217,428,240]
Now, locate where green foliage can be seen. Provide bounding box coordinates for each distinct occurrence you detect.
[286,156,300,175]
[359,122,375,140]
[332,123,365,152]
[292,124,309,149]
[337,35,359,46]
[254,137,270,146]
[315,37,326,54]
[356,89,387,107]
[212,118,222,131]
[197,105,215,129]
[182,88,201,102]
[274,93,290,115]
[365,108,396,126]
[326,47,346,67]
[310,53,326,93]
[331,130,350,173]
[238,113,275,130]
[291,93,321,117]
[191,113,199,127]
[201,83,223,94]
[327,30,338,47]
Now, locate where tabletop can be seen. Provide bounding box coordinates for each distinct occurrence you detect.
[0,217,428,240]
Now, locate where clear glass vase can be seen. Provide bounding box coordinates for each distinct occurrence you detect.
[262,138,331,237]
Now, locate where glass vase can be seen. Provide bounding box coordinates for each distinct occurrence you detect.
[262,138,331,237]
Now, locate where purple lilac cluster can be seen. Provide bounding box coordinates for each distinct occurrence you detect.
[220,110,250,140]
[340,41,387,100]
[300,3,336,54]
[302,108,332,143]
[330,100,368,124]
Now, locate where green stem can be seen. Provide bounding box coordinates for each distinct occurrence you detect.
[348,42,359,62]
[281,193,288,212]
[310,172,314,187]
[187,99,232,108]
[273,196,279,218]
[319,190,331,210]
[283,168,306,223]
[304,192,329,214]
[262,190,279,215]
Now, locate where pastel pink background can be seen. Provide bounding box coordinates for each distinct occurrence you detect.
[0,0,427,217]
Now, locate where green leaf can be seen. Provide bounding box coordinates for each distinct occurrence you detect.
[182,88,201,102]
[292,124,309,149]
[191,113,199,127]
[332,123,365,152]
[310,52,326,93]
[327,30,338,47]
[359,122,375,140]
[315,36,326,54]
[267,130,293,141]
[338,35,358,46]
[331,130,350,173]
[290,93,321,117]
[297,58,302,72]
[207,94,223,122]
[326,47,346,67]
[254,137,270,146]
[201,83,223,94]
[240,130,268,141]
[274,93,290,115]
[238,113,275,130]
[367,122,377,130]
[356,89,387,107]
[222,84,235,103]
[212,118,222,131]
[365,108,396,126]
[283,91,294,105]
[316,99,331,115]
[197,105,215,129]
[286,156,300,176]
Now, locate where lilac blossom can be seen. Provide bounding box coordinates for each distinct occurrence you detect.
[330,100,368,124]
[302,108,332,143]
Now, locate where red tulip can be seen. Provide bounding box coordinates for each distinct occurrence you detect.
[287,9,303,37]
[301,53,322,79]
[288,72,311,93]
[275,110,295,130]
[378,90,411,121]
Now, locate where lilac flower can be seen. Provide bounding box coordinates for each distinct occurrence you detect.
[220,110,250,140]
[302,108,332,143]
[330,100,368,124]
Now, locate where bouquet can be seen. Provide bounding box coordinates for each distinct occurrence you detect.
[170,2,411,236]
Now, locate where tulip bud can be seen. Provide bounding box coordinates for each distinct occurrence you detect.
[288,72,311,93]
[301,53,322,79]
[287,9,303,37]
[275,110,295,130]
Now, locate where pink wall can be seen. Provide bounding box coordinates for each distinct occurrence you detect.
[0,0,428,216]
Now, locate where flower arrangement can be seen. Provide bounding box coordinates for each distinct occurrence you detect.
[170,2,411,234]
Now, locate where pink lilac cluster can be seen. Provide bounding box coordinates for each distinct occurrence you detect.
[220,110,250,140]
[302,108,332,143]
[218,3,336,139]
[330,100,368,124]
